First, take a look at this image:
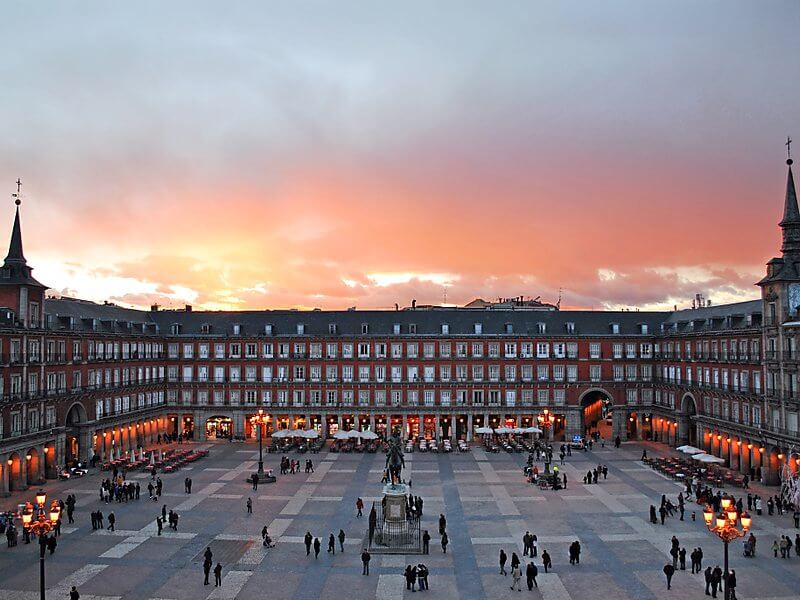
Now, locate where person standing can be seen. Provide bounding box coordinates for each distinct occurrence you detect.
[500,549,508,575]
[107,512,115,532]
[523,532,531,557]
[214,562,222,587]
[417,563,428,590]
[69,586,80,600]
[356,497,364,518]
[328,533,336,554]
[338,529,346,552]
[704,566,712,595]
[361,549,371,575]
[422,530,430,554]
[711,565,722,598]
[728,569,737,600]
[438,514,446,535]
[203,557,212,585]
[313,537,321,559]
[304,531,313,556]
[441,531,448,553]
[663,563,675,590]
[246,498,252,514]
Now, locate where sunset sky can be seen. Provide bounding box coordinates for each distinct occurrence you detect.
[1,2,799,312]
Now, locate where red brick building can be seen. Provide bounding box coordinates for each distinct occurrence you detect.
[0,160,798,494]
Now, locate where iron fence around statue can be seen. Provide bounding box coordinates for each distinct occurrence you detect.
[368,501,422,554]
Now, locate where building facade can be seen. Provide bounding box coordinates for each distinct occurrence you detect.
[0,161,798,494]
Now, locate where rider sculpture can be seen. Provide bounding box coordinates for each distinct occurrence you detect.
[385,432,406,488]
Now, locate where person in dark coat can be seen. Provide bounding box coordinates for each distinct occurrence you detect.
[304,531,313,556]
[711,565,722,598]
[361,549,371,575]
[663,563,675,589]
[422,530,430,554]
[438,514,446,535]
[69,586,80,600]
[313,537,321,559]
[338,529,346,552]
[499,549,508,575]
[510,552,520,571]
[441,531,448,553]
[213,562,222,587]
[542,550,552,573]
[704,566,712,595]
[728,569,737,600]
[328,533,336,554]
[526,562,538,589]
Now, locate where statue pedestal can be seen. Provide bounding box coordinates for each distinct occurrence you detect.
[382,483,408,521]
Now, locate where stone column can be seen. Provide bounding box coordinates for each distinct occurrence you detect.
[0,460,8,496]
[449,415,455,440]
[611,411,627,442]
[435,414,442,440]
[566,409,583,442]
[370,414,376,432]
[401,413,407,440]
[79,429,92,464]
[467,415,473,442]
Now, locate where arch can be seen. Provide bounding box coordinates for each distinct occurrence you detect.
[7,452,22,492]
[25,448,41,486]
[680,393,698,416]
[578,387,615,406]
[678,393,698,447]
[205,415,233,439]
[578,388,613,436]
[65,402,88,426]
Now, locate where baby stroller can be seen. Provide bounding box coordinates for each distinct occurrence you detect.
[742,539,753,557]
[262,534,275,548]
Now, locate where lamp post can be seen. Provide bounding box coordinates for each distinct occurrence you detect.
[537,410,556,473]
[250,409,269,478]
[703,495,751,600]
[21,490,61,600]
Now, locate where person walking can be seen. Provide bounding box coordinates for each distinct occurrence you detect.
[304,531,313,556]
[313,537,321,559]
[252,473,259,491]
[338,529,346,552]
[361,549,371,575]
[422,530,430,554]
[356,497,364,518]
[438,514,446,535]
[542,550,552,573]
[441,531,448,553]
[214,562,222,587]
[526,562,538,589]
[107,512,115,532]
[328,533,336,554]
[156,517,163,536]
[510,564,522,591]
[704,566,712,595]
[69,586,80,600]
[663,563,675,590]
[500,549,508,575]
[246,497,252,514]
[511,552,520,572]
[728,569,738,600]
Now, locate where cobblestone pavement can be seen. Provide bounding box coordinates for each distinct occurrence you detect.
[0,439,798,600]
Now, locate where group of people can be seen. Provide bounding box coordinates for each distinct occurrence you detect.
[582,464,608,485]
[155,504,180,534]
[100,476,140,503]
[279,456,309,475]
[499,544,547,592]
[403,563,430,591]
[146,478,163,501]
[771,535,798,558]
[202,546,223,586]
[650,492,687,525]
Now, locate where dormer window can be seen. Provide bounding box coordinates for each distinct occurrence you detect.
[504,323,513,334]
[611,323,620,334]
[361,323,369,335]
[233,324,241,335]
[537,322,546,334]
[297,323,305,335]
[409,323,417,334]
[393,323,401,335]
[170,323,181,335]
[201,324,211,334]
[474,323,482,335]
[441,323,449,335]
[566,322,575,334]
[640,324,648,335]
[328,323,338,335]
[265,324,273,335]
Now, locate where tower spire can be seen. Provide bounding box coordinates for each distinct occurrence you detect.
[6,179,26,264]
[780,140,800,256]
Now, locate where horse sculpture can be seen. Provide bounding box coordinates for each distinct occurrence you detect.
[385,433,406,488]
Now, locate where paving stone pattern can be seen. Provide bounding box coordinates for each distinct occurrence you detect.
[0,440,798,599]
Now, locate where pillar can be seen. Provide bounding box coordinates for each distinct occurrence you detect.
[435,414,442,440]
[611,411,627,442]
[467,415,473,442]
[401,413,407,439]
[449,415,455,440]
[0,461,8,496]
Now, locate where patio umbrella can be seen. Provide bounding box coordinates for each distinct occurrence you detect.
[333,430,351,440]
[301,430,319,439]
[348,430,365,439]
[495,427,511,434]
[512,427,526,435]
[359,431,378,440]
[475,426,494,434]
[149,451,155,466]
[524,426,543,434]
[678,446,704,455]
[288,429,303,437]
[696,454,726,464]
[272,429,292,439]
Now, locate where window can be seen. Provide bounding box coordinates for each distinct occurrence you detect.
[474,323,482,334]
[536,343,549,358]
[537,322,546,334]
[361,323,369,334]
[329,323,338,335]
[441,323,449,335]
[589,343,601,359]
[589,365,601,382]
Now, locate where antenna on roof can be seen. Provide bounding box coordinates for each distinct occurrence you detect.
[556,288,563,310]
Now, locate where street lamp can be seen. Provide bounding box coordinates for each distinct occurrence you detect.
[250,409,269,478]
[703,495,751,600]
[537,409,555,441]
[21,490,61,600]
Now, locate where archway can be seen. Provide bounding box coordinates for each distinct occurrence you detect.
[579,389,613,436]
[65,402,88,466]
[7,452,22,492]
[44,442,57,478]
[206,416,232,439]
[679,394,698,447]
[26,448,41,486]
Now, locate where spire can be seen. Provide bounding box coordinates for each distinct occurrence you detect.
[781,139,800,255]
[5,179,26,263]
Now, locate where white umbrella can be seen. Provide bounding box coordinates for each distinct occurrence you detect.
[272,429,292,439]
[333,430,351,440]
[348,430,364,439]
[697,454,726,464]
[149,451,155,466]
[301,430,319,439]
[495,427,511,434]
[512,427,526,435]
[524,426,543,434]
[475,426,494,434]
[359,431,378,440]
[676,445,692,451]
[678,446,704,455]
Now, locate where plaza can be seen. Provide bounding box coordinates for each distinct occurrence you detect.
[0,438,798,600]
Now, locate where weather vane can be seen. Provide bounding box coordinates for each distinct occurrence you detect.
[12,178,21,206]
[788,136,793,163]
